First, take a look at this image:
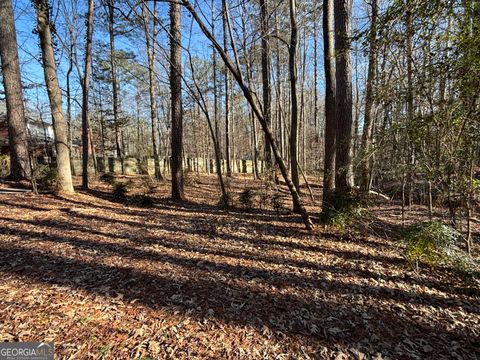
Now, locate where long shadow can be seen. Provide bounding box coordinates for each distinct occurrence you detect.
[0,199,51,212]
[0,245,477,358]
[63,209,407,266]
[58,191,305,233]
[1,223,478,314]
[3,215,477,299]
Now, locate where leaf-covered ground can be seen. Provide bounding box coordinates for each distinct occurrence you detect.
[0,175,478,359]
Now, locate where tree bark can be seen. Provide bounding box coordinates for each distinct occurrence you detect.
[221,0,232,177]
[81,0,95,189]
[289,0,301,204]
[107,0,124,174]
[142,0,163,180]
[35,0,74,193]
[334,0,354,193]
[322,0,336,203]
[259,0,273,173]
[170,1,184,200]
[359,0,378,192]
[0,0,31,180]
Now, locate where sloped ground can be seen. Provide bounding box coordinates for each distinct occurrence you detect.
[0,175,478,359]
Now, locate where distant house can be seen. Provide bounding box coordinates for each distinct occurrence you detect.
[0,113,55,157]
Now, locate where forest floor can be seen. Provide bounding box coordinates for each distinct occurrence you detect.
[0,174,478,359]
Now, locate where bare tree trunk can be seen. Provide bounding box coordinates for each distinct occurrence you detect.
[35,0,74,193]
[313,18,319,136]
[334,0,354,193]
[66,27,74,173]
[142,0,163,180]
[289,0,301,207]
[185,47,228,206]
[221,0,232,177]
[81,0,95,189]
[259,0,273,174]
[359,0,378,192]
[106,0,124,174]
[274,10,285,161]
[405,0,414,208]
[211,0,221,173]
[170,1,184,200]
[94,83,108,172]
[180,0,313,230]
[0,0,31,180]
[322,0,336,204]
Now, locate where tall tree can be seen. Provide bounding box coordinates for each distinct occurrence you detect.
[0,0,31,180]
[81,0,95,188]
[141,0,163,180]
[180,0,313,230]
[288,0,301,200]
[259,0,272,174]
[222,0,232,177]
[359,0,378,192]
[106,0,124,174]
[334,0,354,192]
[170,1,184,200]
[34,0,74,193]
[323,0,337,201]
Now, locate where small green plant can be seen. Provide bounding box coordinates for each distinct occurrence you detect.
[271,192,284,212]
[402,221,459,269]
[112,181,131,198]
[0,154,9,177]
[217,191,232,209]
[129,194,154,207]
[35,164,59,191]
[239,188,256,209]
[321,192,367,229]
[100,172,115,185]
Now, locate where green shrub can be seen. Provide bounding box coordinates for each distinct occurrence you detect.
[239,188,256,209]
[100,172,115,185]
[112,181,131,198]
[401,221,459,269]
[35,164,59,191]
[321,192,367,229]
[0,155,9,177]
[271,192,284,212]
[129,194,154,207]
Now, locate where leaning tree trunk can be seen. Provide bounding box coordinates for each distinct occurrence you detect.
[142,0,163,180]
[334,0,354,193]
[221,0,232,177]
[35,0,74,193]
[289,0,301,203]
[180,0,313,230]
[359,0,378,192]
[81,0,95,189]
[0,0,31,180]
[170,1,184,200]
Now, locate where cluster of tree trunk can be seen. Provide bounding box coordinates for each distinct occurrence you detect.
[1,0,477,234]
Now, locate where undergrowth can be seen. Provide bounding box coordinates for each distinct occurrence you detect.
[321,191,370,229]
[401,221,477,279]
[239,188,255,210]
[35,164,59,191]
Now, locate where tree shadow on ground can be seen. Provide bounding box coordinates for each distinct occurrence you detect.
[1,193,479,358]
[0,243,477,359]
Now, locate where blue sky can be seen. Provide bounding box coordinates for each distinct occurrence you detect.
[5,0,370,122]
